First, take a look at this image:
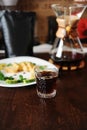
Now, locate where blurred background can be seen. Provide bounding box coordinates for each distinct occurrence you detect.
[0,0,87,44]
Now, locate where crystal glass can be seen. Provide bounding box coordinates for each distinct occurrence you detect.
[50,4,87,70]
[34,66,58,98]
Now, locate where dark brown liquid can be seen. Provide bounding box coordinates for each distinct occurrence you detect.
[51,51,85,70]
[36,71,57,94]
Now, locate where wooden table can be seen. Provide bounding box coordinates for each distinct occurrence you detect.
[0,53,87,130]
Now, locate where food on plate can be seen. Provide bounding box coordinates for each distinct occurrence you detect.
[4,61,35,73]
[0,61,47,84]
[0,63,6,70]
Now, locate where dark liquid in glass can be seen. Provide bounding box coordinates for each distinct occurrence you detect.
[36,71,57,94]
[51,51,85,70]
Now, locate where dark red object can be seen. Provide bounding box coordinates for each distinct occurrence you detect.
[78,18,87,39]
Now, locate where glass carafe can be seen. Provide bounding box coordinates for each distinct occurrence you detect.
[50,4,87,70]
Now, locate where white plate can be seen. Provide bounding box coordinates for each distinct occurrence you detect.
[0,56,58,88]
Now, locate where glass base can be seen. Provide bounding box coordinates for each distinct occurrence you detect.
[37,90,56,98]
[49,59,85,71]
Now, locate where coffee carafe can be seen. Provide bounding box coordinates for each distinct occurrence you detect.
[50,4,87,70]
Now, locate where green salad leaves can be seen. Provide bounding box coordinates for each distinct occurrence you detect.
[0,65,47,84]
[0,71,35,84]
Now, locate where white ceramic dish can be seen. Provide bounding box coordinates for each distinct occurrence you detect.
[0,56,58,88]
